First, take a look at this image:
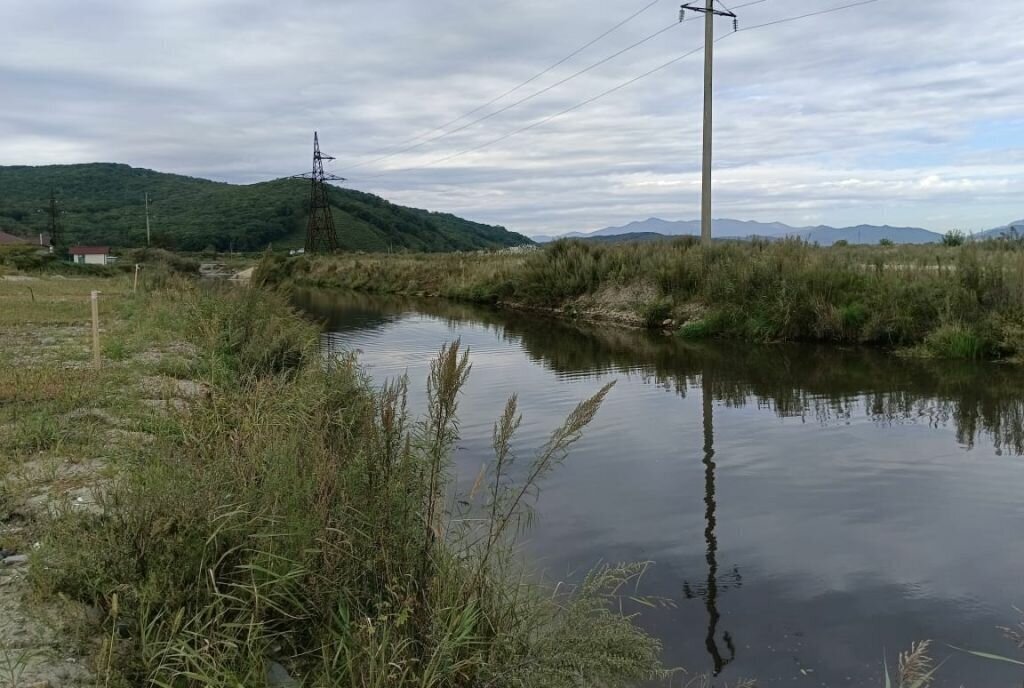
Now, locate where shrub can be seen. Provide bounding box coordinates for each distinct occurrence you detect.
[120,247,199,275]
[924,322,992,359]
[942,230,967,247]
[639,299,673,328]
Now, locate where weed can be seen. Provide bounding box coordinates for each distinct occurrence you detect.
[33,286,666,688]
[924,323,990,360]
[640,299,673,328]
[0,646,44,688]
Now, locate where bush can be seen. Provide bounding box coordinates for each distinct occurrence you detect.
[924,322,993,359]
[942,230,967,247]
[639,299,673,328]
[120,247,199,275]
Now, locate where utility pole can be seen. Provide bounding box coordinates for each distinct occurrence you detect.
[47,188,63,250]
[681,2,737,247]
[145,192,152,246]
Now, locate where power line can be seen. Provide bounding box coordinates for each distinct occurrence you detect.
[740,0,878,31]
[359,44,705,179]
[356,0,881,181]
[383,0,665,150]
[344,19,687,172]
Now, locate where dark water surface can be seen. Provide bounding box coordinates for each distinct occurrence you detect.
[295,290,1024,687]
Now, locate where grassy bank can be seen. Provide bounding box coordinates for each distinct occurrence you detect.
[3,276,666,687]
[257,239,1024,360]
[1,273,203,686]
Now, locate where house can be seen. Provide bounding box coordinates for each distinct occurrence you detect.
[69,246,112,265]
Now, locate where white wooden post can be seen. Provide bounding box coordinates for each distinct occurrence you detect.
[91,291,101,369]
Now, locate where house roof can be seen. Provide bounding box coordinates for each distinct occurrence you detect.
[68,246,111,255]
[0,230,31,245]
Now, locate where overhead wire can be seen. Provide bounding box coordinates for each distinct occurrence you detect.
[343,18,687,172]
[382,0,664,149]
[355,0,881,181]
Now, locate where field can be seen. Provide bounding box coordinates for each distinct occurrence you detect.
[0,273,200,686]
[0,274,666,687]
[257,238,1024,360]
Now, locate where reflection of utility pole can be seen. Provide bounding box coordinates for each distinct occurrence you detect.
[684,374,740,677]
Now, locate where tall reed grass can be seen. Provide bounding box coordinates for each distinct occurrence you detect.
[34,286,666,687]
[259,239,1024,359]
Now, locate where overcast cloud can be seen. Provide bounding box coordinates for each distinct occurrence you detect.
[2,0,1022,236]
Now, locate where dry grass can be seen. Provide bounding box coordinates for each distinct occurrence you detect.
[259,239,1024,359]
[21,284,666,688]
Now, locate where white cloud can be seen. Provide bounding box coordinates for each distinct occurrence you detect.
[1,0,1022,236]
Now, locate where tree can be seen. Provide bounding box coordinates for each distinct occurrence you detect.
[942,230,966,247]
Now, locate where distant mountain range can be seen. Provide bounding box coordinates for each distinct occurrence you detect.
[975,220,1024,240]
[532,217,1024,246]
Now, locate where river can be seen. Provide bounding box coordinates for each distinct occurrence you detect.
[295,290,1024,687]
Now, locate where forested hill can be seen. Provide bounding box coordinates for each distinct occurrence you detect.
[0,163,532,252]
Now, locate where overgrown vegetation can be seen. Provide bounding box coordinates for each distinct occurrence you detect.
[25,284,665,687]
[0,163,532,252]
[0,244,200,280]
[257,238,1024,360]
[0,244,116,276]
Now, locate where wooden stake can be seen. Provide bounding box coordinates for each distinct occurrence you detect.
[134,264,140,293]
[91,290,101,369]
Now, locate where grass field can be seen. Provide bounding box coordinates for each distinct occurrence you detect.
[0,274,204,686]
[256,239,1024,360]
[1,275,667,688]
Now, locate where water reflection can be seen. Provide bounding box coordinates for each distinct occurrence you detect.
[297,290,1024,457]
[686,375,739,675]
[295,289,1024,686]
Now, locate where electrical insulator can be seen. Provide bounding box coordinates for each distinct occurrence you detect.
[733,18,739,31]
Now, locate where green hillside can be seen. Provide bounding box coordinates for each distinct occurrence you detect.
[0,163,532,252]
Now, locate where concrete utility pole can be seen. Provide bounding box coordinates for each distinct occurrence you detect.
[681,2,737,247]
[145,192,152,246]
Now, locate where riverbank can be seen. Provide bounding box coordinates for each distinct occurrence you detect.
[1,275,666,687]
[256,239,1024,360]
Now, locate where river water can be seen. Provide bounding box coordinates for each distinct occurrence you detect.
[295,290,1024,687]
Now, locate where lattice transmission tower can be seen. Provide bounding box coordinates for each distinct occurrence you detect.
[299,132,345,253]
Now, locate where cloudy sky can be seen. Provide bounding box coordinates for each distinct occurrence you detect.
[2,0,1023,237]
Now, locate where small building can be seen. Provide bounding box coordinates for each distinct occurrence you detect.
[69,246,112,265]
